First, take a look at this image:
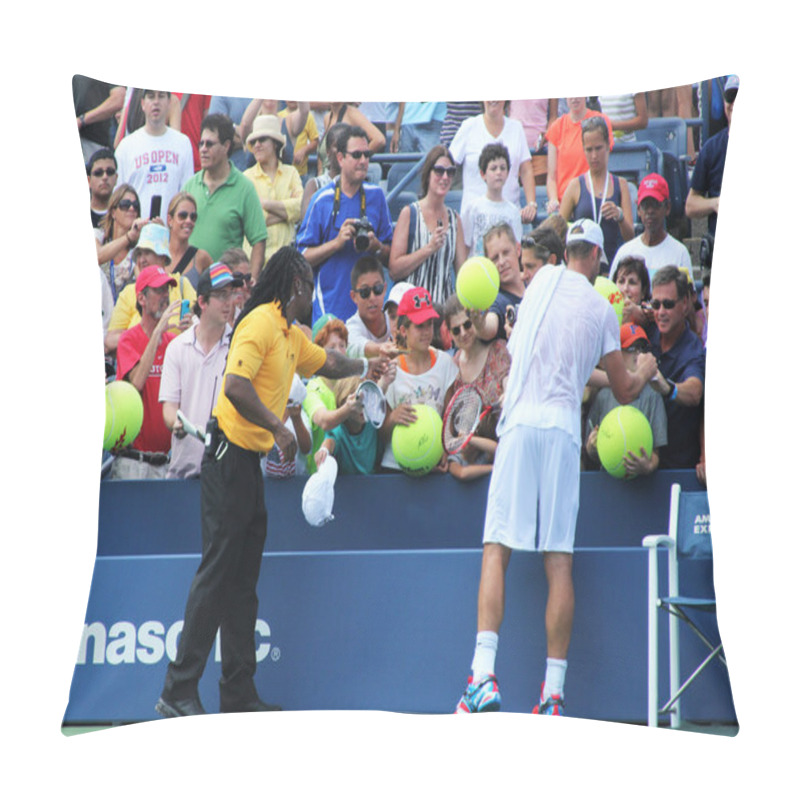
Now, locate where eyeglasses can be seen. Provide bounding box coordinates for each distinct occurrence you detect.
[650,298,678,310]
[117,199,140,212]
[355,282,385,299]
[450,319,473,337]
[346,150,371,161]
[199,139,221,149]
[431,165,457,178]
[91,167,117,177]
[210,289,234,302]
[176,210,198,222]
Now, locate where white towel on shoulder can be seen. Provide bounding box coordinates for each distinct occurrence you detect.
[497,264,566,438]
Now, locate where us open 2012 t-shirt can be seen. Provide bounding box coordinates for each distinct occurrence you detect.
[116,126,195,215]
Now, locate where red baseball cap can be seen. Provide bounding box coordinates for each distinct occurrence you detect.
[397,286,439,324]
[637,173,669,204]
[135,265,177,294]
[620,322,649,350]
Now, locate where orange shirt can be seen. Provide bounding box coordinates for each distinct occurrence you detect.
[546,110,614,201]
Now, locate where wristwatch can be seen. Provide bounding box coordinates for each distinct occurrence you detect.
[665,378,678,401]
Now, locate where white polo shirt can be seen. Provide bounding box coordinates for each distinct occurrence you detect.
[159,321,232,479]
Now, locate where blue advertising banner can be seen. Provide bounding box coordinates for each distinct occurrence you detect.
[65,470,734,724]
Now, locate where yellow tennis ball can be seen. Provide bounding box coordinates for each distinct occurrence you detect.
[392,404,444,476]
[597,405,653,479]
[104,380,144,452]
[594,275,625,325]
[456,256,500,311]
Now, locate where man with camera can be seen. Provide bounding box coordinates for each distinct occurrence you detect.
[296,124,393,324]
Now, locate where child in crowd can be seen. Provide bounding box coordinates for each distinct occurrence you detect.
[379,286,458,472]
[461,143,523,257]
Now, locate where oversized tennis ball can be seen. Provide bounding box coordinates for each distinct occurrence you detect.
[104,380,144,452]
[597,405,653,479]
[392,404,444,476]
[456,256,500,311]
[594,275,625,325]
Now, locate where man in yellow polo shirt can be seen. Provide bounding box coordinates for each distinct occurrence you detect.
[157,246,387,717]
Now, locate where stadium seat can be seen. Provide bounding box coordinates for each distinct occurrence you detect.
[636,117,688,160]
[366,161,382,185]
[387,159,423,195]
[642,483,727,728]
[388,190,418,223]
[609,141,662,185]
[444,190,462,215]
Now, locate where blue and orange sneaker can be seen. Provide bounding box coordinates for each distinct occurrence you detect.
[455,674,501,714]
[532,683,565,716]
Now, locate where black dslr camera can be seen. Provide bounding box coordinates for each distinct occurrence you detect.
[353,216,374,253]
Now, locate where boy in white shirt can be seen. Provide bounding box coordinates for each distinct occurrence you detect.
[461,143,524,257]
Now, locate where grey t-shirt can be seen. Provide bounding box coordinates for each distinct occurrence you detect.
[586,383,668,451]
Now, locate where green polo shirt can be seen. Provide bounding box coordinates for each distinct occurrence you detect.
[183,161,268,261]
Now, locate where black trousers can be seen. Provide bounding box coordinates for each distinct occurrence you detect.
[162,434,267,711]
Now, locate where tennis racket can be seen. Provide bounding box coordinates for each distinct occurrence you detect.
[177,410,207,443]
[356,380,387,428]
[442,385,493,454]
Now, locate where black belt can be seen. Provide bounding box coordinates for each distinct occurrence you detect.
[117,448,170,466]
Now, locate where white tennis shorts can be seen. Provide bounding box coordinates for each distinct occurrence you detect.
[483,425,580,553]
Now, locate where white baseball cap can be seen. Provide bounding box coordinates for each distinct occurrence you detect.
[566,218,604,250]
[383,281,416,310]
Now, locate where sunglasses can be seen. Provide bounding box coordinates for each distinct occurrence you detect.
[117,199,140,212]
[355,282,385,299]
[650,298,678,310]
[176,210,198,222]
[250,136,273,146]
[198,139,221,149]
[431,165,457,178]
[91,167,117,177]
[450,319,473,337]
[346,150,371,161]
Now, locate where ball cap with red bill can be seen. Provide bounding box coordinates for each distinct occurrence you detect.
[135,265,177,294]
[637,173,670,205]
[620,322,650,350]
[397,286,439,324]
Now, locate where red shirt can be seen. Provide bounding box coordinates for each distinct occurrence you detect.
[174,93,211,171]
[116,324,176,454]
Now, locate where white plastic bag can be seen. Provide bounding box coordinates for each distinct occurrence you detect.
[302,454,338,526]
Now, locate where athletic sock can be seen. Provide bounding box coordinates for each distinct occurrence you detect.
[471,631,499,680]
[543,658,567,699]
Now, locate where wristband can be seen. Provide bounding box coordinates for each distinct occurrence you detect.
[360,357,369,379]
[617,207,624,222]
[667,379,678,401]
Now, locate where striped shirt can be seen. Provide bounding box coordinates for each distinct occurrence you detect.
[405,202,459,305]
[440,102,483,146]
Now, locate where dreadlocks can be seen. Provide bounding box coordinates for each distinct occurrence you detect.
[233,246,312,335]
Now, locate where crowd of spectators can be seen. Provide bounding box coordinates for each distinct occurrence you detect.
[77,77,734,487]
